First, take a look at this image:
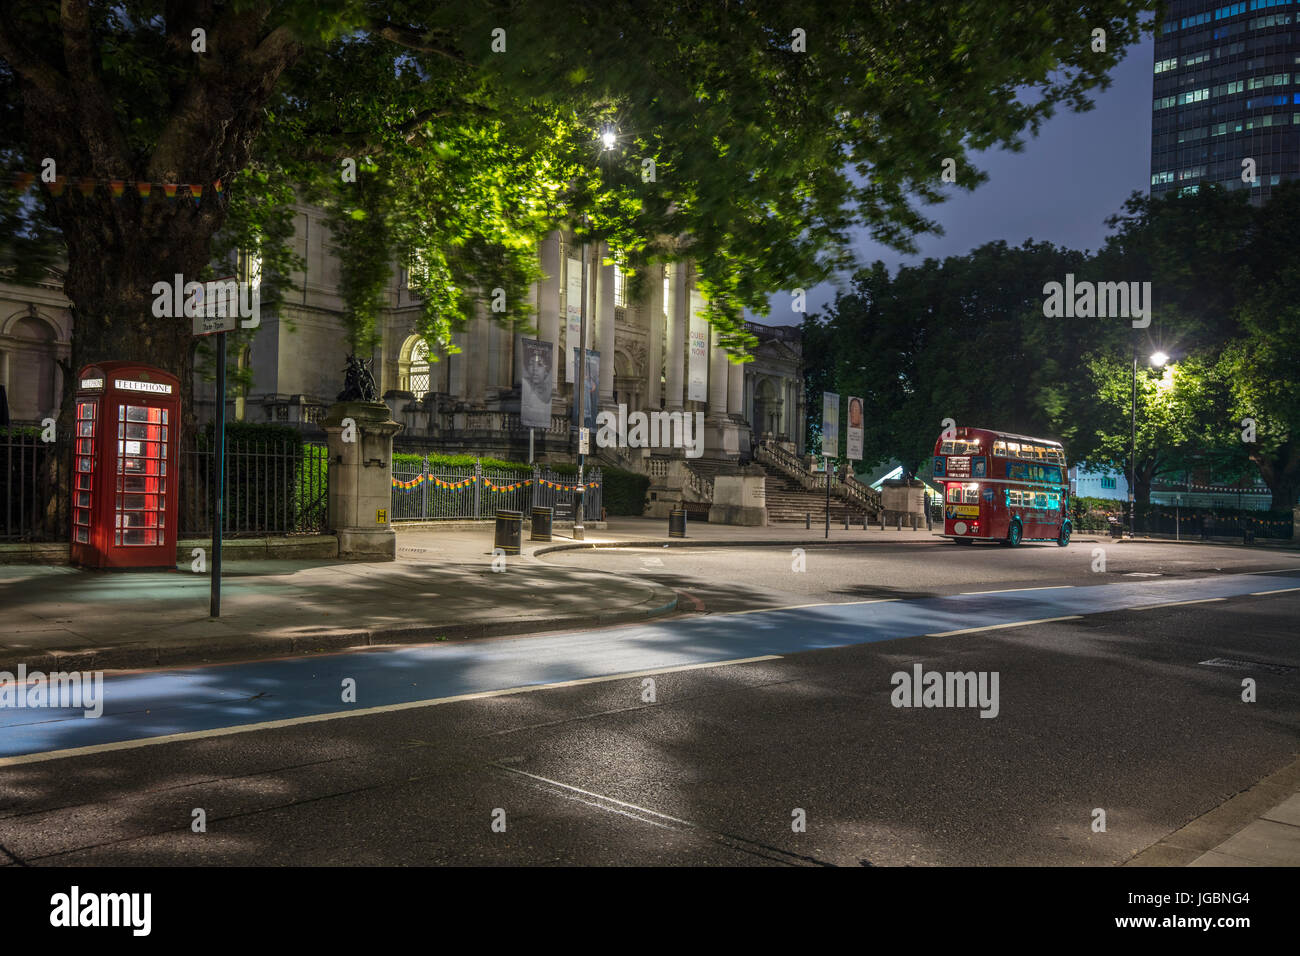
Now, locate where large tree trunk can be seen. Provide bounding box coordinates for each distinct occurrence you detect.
[1252,443,1300,512]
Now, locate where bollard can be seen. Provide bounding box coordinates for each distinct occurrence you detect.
[879,512,885,531]
[530,506,553,542]
[912,513,918,531]
[844,513,850,531]
[896,513,902,530]
[806,512,811,529]
[494,509,523,555]
[669,509,687,538]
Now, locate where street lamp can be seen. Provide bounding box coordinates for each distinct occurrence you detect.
[1129,349,1170,537]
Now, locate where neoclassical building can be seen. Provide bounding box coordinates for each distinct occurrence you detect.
[0,203,808,502]
[196,204,807,469]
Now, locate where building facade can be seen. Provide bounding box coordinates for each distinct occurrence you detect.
[0,203,805,477]
[1151,0,1299,201]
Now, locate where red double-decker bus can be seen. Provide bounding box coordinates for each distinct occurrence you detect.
[933,426,1072,547]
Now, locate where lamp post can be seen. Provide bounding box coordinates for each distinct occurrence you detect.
[572,125,617,539]
[1130,349,1169,537]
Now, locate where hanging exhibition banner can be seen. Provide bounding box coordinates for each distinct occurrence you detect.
[565,257,583,382]
[846,396,864,461]
[571,347,599,430]
[520,339,554,428]
[687,290,709,402]
[822,392,840,457]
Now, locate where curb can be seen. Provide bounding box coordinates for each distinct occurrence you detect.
[0,587,679,674]
[1124,754,1300,867]
[531,535,1103,557]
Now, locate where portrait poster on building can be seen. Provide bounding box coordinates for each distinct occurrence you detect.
[565,257,584,382]
[571,347,599,431]
[687,291,709,402]
[822,391,840,458]
[846,395,864,461]
[520,339,554,429]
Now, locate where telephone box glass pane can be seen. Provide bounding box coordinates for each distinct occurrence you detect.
[114,403,167,546]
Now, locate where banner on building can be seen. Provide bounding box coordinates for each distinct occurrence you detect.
[846,395,864,461]
[822,392,840,458]
[687,291,709,402]
[565,257,584,382]
[520,339,554,429]
[572,347,599,431]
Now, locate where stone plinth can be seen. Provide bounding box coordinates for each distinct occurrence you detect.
[708,467,768,526]
[324,401,403,560]
[881,478,926,523]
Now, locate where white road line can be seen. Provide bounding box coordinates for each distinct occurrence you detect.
[497,766,696,827]
[960,586,1074,595]
[925,615,1083,637]
[1254,568,1300,575]
[1248,586,1300,596]
[1127,598,1226,611]
[0,655,782,768]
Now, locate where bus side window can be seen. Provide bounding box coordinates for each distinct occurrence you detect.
[947,485,961,503]
[1033,492,1049,509]
[993,440,1006,457]
[1007,489,1020,507]
[1005,442,1020,457]
[1047,493,1060,510]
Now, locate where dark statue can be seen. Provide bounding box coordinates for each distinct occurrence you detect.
[338,354,380,402]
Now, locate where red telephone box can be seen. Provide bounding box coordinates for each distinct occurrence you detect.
[70,362,181,570]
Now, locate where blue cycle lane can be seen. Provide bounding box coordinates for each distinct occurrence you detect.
[2,571,1297,761]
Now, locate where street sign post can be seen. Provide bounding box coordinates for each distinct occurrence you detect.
[193,277,236,617]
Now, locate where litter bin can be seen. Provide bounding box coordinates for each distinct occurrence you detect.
[531,506,553,542]
[1108,517,1123,539]
[668,509,687,538]
[494,509,523,554]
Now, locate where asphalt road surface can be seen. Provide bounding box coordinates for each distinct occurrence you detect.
[0,539,1296,866]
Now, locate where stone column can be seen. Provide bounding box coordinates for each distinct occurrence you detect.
[595,242,616,406]
[708,327,727,419]
[647,263,664,410]
[465,308,487,406]
[664,263,686,410]
[324,401,403,560]
[727,350,744,416]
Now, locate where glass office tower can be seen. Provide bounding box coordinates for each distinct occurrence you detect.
[1151,0,1299,202]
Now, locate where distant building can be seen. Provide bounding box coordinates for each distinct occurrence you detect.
[1151,0,1299,203]
[1070,464,1272,510]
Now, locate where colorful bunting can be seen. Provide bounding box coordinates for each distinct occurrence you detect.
[389,474,599,493]
[3,171,229,204]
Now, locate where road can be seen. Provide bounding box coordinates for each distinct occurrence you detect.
[0,538,1296,866]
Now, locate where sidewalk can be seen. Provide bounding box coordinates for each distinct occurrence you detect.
[0,516,1155,673]
[1126,755,1300,867]
[0,524,681,672]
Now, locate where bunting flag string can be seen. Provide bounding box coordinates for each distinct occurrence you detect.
[390,474,600,493]
[2,172,226,203]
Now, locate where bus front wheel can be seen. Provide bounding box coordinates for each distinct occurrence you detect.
[1057,522,1071,547]
[1003,520,1022,548]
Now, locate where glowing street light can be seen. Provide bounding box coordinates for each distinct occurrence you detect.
[600,126,617,150]
[1129,348,1174,537]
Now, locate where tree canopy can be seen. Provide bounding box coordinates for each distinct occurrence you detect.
[805,182,1300,509]
[0,0,1151,422]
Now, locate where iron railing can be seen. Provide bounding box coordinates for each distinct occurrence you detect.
[0,430,68,542]
[180,440,329,536]
[390,458,602,522]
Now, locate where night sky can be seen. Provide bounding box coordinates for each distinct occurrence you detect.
[759,29,1156,325]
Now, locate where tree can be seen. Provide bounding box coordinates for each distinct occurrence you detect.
[1,0,1152,429]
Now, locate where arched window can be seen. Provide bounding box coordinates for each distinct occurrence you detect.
[404,338,431,397]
